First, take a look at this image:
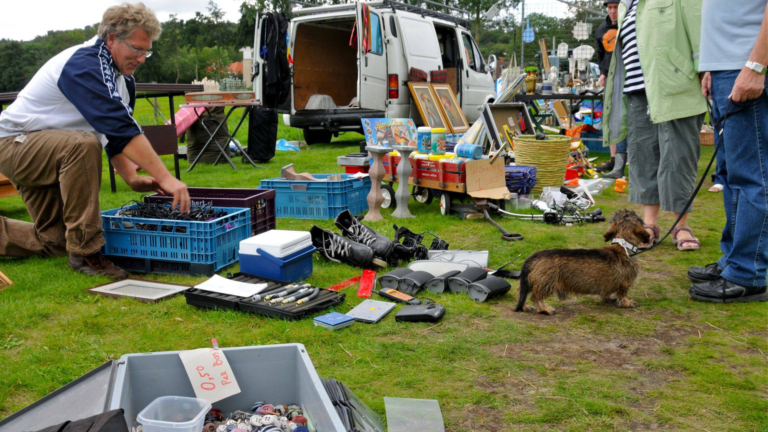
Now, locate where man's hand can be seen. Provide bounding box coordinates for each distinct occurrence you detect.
[126,176,163,194]
[157,177,190,213]
[599,74,606,88]
[700,72,712,98]
[730,67,766,102]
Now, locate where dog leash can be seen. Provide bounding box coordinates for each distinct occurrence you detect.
[630,97,759,257]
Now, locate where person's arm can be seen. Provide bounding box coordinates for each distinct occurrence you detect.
[114,135,190,213]
[731,2,768,102]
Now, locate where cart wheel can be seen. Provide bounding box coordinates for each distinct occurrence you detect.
[381,184,397,210]
[412,186,433,204]
[439,193,452,216]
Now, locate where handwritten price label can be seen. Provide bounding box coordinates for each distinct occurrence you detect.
[179,348,241,403]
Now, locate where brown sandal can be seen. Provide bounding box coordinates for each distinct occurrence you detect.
[673,226,700,251]
[638,224,660,250]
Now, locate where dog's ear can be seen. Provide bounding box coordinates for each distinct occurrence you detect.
[634,225,652,244]
[603,224,617,242]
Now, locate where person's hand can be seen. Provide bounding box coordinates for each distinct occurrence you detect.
[598,74,606,88]
[730,66,766,102]
[157,177,190,213]
[126,176,163,194]
[700,72,711,98]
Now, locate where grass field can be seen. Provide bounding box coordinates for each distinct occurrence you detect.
[0,99,766,431]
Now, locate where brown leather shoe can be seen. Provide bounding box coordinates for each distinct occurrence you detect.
[69,252,129,279]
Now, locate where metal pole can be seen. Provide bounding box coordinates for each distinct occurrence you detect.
[520,0,525,64]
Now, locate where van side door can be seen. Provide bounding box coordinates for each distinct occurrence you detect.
[357,3,387,111]
[459,31,493,122]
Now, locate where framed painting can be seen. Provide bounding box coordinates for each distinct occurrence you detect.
[407,82,447,130]
[361,118,418,147]
[431,83,469,133]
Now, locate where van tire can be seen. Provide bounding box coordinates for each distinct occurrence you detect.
[303,128,333,145]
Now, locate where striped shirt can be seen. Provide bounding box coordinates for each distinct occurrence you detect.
[620,0,646,93]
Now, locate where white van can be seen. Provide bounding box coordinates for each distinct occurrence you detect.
[252,0,497,144]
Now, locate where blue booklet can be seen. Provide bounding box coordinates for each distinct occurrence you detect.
[314,312,355,330]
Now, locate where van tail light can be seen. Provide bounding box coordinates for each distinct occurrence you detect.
[388,74,399,99]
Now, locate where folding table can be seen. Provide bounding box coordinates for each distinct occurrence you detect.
[182,101,262,172]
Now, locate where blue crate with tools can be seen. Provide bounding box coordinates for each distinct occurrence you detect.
[505,165,538,195]
[101,206,251,275]
[260,174,371,219]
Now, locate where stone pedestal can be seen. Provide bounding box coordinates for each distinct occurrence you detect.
[392,146,416,219]
[364,146,390,222]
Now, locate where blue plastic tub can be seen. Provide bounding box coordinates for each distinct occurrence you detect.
[101,206,251,273]
[240,244,315,282]
[260,174,371,219]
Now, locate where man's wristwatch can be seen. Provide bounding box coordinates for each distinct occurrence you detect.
[746,60,767,75]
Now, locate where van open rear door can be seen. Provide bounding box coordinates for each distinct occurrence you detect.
[252,14,267,102]
[356,3,387,111]
[394,10,443,74]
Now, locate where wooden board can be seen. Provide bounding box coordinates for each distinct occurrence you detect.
[383,173,466,193]
[0,270,12,289]
[185,91,255,104]
[0,173,17,197]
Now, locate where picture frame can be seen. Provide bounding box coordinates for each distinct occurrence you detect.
[431,83,469,133]
[408,82,448,130]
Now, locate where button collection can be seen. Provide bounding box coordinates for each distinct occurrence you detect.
[202,402,309,432]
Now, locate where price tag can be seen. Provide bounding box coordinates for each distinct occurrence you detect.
[179,348,241,403]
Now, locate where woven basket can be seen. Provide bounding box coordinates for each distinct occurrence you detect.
[513,135,572,194]
[700,130,714,146]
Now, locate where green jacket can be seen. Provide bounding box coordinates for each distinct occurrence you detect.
[603,0,706,146]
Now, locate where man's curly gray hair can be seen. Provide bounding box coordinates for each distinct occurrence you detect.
[98,2,162,41]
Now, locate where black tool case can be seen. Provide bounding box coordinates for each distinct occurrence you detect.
[184,273,286,311]
[234,273,346,320]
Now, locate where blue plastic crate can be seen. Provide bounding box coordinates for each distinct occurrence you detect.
[580,131,609,154]
[260,174,371,219]
[101,206,251,273]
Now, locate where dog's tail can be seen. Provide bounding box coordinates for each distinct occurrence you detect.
[514,262,532,312]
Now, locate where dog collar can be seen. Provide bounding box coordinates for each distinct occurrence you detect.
[612,238,638,254]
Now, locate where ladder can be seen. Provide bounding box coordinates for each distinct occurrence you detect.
[290,0,471,28]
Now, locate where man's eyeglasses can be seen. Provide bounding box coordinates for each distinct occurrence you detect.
[120,38,153,58]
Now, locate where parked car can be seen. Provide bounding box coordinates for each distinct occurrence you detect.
[252,0,497,144]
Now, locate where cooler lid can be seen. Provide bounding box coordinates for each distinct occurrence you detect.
[0,360,117,432]
[240,230,311,257]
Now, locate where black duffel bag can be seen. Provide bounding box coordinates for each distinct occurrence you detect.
[247,106,277,163]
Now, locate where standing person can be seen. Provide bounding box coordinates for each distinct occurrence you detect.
[0,2,190,279]
[689,1,768,303]
[602,0,706,252]
[594,0,628,178]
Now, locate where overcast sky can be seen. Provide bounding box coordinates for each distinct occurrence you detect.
[0,0,244,41]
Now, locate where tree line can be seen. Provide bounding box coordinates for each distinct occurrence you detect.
[0,0,604,93]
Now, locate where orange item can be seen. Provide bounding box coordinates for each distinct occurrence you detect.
[614,178,627,193]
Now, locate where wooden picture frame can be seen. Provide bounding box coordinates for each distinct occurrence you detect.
[408,82,448,130]
[431,83,469,133]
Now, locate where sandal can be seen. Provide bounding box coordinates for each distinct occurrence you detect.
[638,224,660,250]
[673,226,700,251]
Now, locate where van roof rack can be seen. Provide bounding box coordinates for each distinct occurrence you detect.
[290,0,471,28]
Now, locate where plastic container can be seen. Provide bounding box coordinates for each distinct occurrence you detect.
[431,128,446,155]
[109,344,346,430]
[240,244,315,282]
[454,143,483,159]
[101,206,251,274]
[137,396,210,432]
[417,126,432,153]
[260,174,371,219]
[241,230,311,258]
[144,188,275,236]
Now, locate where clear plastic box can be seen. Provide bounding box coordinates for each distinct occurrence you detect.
[137,396,210,432]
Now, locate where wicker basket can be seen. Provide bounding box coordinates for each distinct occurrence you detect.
[513,135,572,194]
[700,130,714,146]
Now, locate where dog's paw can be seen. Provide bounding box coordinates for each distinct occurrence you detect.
[602,297,618,305]
[537,308,556,315]
[524,305,537,313]
[617,298,638,308]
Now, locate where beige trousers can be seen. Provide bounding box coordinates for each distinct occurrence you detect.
[0,130,104,257]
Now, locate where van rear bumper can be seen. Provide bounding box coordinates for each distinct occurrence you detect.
[289,109,385,132]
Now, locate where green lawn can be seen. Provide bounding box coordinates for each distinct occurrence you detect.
[0,99,766,431]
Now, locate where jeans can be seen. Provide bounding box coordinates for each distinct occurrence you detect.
[616,139,628,154]
[711,70,768,287]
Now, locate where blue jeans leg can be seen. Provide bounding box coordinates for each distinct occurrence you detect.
[615,139,628,154]
[712,70,768,287]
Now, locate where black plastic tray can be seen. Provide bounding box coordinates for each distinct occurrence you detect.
[184,273,285,311]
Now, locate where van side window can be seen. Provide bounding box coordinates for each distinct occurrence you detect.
[370,12,383,55]
[461,33,478,72]
[389,16,397,38]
